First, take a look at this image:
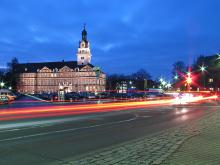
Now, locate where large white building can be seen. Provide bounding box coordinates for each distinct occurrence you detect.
[17,26,106,94]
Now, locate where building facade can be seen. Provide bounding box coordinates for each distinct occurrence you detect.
[17,27,106,94]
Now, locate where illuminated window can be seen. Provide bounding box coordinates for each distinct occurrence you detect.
[209,78,214,83]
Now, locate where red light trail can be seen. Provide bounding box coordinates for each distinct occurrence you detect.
[0,95,217,121]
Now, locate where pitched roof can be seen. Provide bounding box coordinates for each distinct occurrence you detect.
[16,61,94,73]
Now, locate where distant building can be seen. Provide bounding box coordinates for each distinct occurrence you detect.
[16,26,106,94]
[194,55,220,91]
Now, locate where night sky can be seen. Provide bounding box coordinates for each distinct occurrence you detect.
[0,0,220,79]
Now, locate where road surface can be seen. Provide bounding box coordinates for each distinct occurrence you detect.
[0,96,218,165]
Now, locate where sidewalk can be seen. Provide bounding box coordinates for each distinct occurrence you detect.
[52,104,220,165]
[164,107,220,164]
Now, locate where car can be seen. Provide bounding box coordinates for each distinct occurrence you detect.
[48,93,59,101]
[87,93,96,99]
[96,92,110,99]
[0,89,16,101]
[0,95,9,104]
[65,92,80,100]
[145,92,166,98]
[79,92,96,99]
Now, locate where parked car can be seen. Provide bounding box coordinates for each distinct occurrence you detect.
[132,92,146,98]
[0,95,9,104]
[145,92,165,98]
[87,93,96,99]
[48,93,59,101]
[96,92,110,99]
[0,89,16,101]
[40,93,51,100]
[65,92,80,100]
[79,92,96,99]
[110,93,128,98]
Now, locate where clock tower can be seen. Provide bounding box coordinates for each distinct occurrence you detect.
[77,25,91,65]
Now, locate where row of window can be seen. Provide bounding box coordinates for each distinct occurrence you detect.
[21,79,105,86]
[21,72,102,78]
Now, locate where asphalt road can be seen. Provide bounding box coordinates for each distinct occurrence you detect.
[0,96,218,165]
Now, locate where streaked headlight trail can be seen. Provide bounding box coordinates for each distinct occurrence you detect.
[0,95,217,121]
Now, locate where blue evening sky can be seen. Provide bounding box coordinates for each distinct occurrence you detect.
[0,0,219,79]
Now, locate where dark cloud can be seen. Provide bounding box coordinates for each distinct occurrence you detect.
[0,0,220,79]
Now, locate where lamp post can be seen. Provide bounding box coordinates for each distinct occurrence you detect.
[186,72,192,91]
[199,65,207,90]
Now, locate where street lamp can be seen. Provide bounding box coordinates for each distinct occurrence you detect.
[199,65,207,90]
[174,75,178,80]
[199,65,206,72]
[0,81,5,89]
[161,80,166,86]
[186,75,192,91]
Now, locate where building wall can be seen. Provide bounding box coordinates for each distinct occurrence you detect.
[18,70,106,94]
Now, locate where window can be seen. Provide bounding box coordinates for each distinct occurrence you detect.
[209,78,213,83]
[81,57,84,60]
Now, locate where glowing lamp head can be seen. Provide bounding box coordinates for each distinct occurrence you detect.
[174,75,178,80]
[200,65,206,72]
[161,81,166,86]
[0,82,5,87]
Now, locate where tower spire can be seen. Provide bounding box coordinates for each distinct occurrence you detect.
[82,23,87,41]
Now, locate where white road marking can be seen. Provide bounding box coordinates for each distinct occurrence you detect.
[0,115,103,132]
[134,114,152,118]
[0,117,137,142]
